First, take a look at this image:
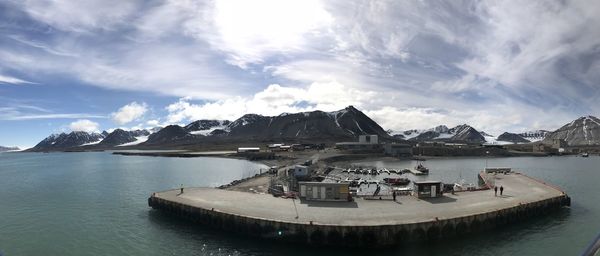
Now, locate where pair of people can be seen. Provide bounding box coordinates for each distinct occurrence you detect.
[494,185,504,196]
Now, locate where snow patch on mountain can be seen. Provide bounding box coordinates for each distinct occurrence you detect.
[81,139,103,146]
[482,134,514,145]
[117,136,149,146]
[190,126,228,136]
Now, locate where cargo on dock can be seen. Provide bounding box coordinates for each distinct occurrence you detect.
[148,172,570,247]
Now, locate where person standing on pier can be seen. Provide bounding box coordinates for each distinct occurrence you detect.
[494,186,498,196]
[500,185,504,196]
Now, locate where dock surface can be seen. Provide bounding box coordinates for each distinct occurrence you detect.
[153,173,565,226]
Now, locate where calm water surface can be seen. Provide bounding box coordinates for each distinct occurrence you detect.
[0,152,598,255]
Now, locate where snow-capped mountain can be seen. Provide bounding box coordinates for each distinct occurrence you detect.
[543,116,600,146]
[29,106,391,150]
[99,129,150,146]
[518,130,550,142]
[225,106,390,140]
[400,124,486,143]
[143,125,193,145]
[497,132,530,143]
[185,120,231,136]
[30,131,105,151]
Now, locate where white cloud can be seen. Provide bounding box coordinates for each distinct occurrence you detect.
[0,74,35,85]
[3,0,600,136]
[16,0,139,33]
[69,119,99,133]
[111,102,148,125]
[145,119,159,127]
[204,0,333,67]
[165,80,374,123]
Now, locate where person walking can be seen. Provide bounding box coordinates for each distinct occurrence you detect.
[500,185,504,196]
[180,184,184,194]
[392,190,397,202]
[494,186,498,196]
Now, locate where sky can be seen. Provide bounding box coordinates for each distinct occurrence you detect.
[1,0,600,149]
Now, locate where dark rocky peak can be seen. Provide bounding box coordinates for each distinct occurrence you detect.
[31,131,103,151]
[130,129,150,137]
[228,114,271,130]
[99,129,137,146]
[449,124,485,143]
[225,106,389,140]
[143,125,192,145]
[543,115,600,146]
[185,120,231,132]
[497,132,530,143]
[432,125,449,133]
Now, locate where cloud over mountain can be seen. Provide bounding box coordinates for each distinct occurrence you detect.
[2,0,600,146]
[111,102,148,125]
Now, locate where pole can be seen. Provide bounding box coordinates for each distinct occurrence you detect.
[292,197,299,219]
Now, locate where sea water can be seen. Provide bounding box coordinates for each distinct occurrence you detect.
[0,152,597,255]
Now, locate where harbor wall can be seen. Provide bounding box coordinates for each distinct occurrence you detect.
[148,193,570,247]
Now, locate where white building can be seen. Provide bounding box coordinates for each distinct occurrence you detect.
[290,165,311,177]
[299,182,350,201]
[237,147,260,153]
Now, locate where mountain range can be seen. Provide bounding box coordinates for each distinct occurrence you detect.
[398,124,486,143]
[28,106,391,151]
[25,106,600,151]
[31,131,105,151]
[497,132,530,143]
[542,116,600,146]
[98,129,150,146]
[0,145,20,152]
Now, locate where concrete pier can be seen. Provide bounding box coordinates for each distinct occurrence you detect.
[148,172,570,247]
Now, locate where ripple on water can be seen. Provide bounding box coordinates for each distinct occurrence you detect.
[0,153,597,255]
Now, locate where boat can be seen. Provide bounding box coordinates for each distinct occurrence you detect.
[581,152,590,157]
[349,178,364,187]
[383,177,411,186]
[415,163,429,174]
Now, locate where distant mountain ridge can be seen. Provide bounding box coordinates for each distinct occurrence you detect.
[0,145,20,152]
[144,125,193,145]
[29,129,155,151]
[185,120,231,136]
[543,116,600,146]
[31,131,105,151]
[223,106,390,140]
[29,107,600,151]
[99,129,150,146]
[399,124,486,143]
[497,132,530,143]
[518,130,549,142]
[28,106,394,151]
